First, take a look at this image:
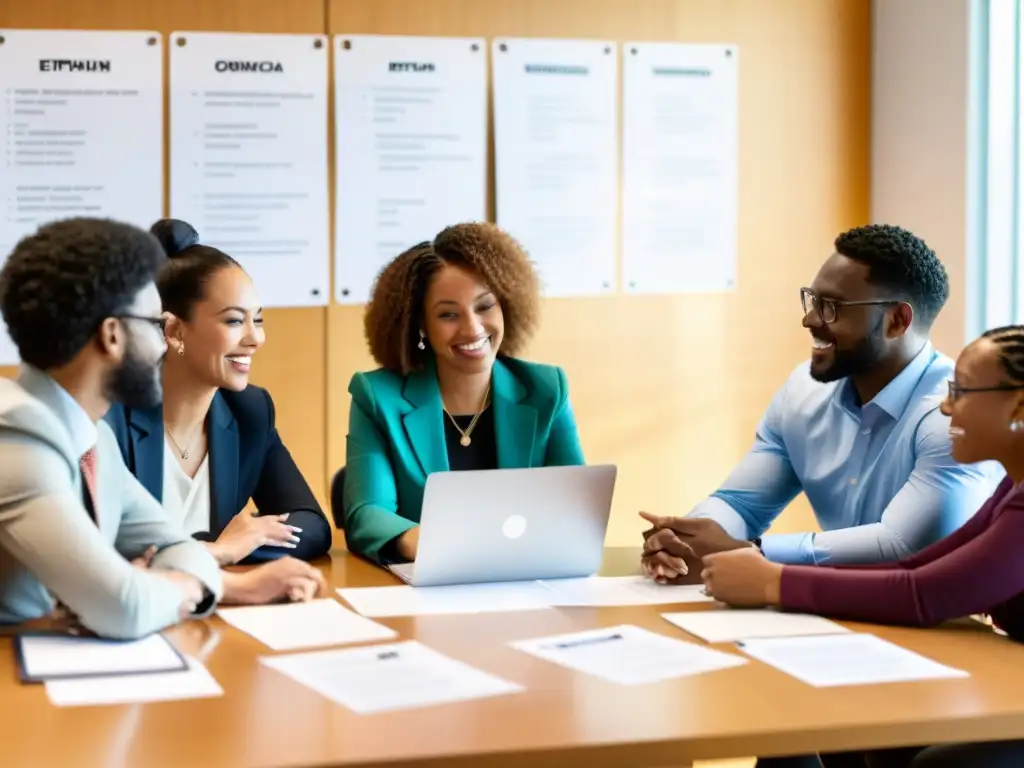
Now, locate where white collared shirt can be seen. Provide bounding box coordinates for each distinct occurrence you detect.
[161,438,211,535]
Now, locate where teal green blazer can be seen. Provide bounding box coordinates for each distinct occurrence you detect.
[342,356,586,562]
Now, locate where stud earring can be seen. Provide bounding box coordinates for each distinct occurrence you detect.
[177,342,185,356]
[1012,420,1024,433]
[417,331,426,351]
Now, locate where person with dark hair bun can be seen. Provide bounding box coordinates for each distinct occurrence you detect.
[0,217,223,638]
[105,218,331,605]
[700,326,1024,767]
[338,222,585,564]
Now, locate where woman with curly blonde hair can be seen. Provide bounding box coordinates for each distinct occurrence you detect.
[338,222,585,564]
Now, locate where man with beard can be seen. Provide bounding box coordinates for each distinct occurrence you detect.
[0,217,222,639]
[641,225,1005,587]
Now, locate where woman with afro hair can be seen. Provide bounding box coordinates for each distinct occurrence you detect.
[338,222,585,564]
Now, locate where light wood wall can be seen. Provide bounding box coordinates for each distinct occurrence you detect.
[325,0,872,544]
[0,0,872,546]
[0,0,330,528]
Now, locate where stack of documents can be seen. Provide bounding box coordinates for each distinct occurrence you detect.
[15,633,222,707]
[217,598,397,650]
[510,624,746,685]
[261,640,523,714]
[662,610,849,643]
[46,656,223,707]
[17,632,187,682]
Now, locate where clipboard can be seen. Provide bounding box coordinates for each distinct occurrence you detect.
[14,631,188,684]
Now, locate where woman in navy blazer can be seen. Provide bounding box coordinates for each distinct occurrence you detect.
[106,219,330,601]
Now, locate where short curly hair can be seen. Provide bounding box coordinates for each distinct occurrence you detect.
[0,217,166,369]
[834,224,949,329]
[364,222,540,374]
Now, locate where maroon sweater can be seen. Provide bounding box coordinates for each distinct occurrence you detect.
[781,476,1024,642]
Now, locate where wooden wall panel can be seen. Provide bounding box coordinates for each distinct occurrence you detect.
[0,0,871,549]
[0,0,330,518]
[326,0,872,544]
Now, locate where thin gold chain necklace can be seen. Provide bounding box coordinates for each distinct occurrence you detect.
[165,426,202,460]
[443,381,491,447]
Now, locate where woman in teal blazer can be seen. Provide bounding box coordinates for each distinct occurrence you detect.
[341,223,586,563]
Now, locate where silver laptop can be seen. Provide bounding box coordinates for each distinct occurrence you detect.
[387,464,617,587]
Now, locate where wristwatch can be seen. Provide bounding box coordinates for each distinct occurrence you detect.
[749,537,763,553]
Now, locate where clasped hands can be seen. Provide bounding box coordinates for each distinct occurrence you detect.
[639,512,783,607]
[134,536,326,611]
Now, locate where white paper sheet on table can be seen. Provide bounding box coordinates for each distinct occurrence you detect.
[540,576,713,606]
[736,633,969,687]
[337,582,557,617]
[217,598,397,650]
[511,623,746,686]
[45,656,223,707]
[18,633,185,681]
[261,640,522,714]
[662,610,850,643]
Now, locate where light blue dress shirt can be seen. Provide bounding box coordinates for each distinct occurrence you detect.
[689,343,1005,565]
[20,365,97,459]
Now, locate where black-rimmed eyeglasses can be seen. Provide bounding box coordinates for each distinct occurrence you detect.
[117,315,166,333]
[947,380,1024,402]
[800,287,904,325]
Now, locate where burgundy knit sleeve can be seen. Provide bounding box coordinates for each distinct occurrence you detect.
[780,483,1023,626]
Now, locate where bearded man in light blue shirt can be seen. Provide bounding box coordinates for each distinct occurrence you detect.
[642,225,1004,583]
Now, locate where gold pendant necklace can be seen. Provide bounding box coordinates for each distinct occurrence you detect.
[165,426,199,460]
[444,382,491,448]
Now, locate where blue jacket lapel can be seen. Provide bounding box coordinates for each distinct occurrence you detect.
[402,360,449,477]
[207,392,239,535]
[492,358,536,468]
[126,405,165,502]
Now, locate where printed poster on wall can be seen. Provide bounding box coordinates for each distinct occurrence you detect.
[0,28,164,364]
[169,31,330,307]
[492,38,619,297]
[333,34,488,304]
[622,43,739,294]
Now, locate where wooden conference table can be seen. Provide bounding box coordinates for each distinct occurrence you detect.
[2,548,1024,768]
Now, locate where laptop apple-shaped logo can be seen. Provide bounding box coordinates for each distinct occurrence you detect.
[502,515,527,540]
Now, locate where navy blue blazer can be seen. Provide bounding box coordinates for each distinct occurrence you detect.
[104,386,331,563]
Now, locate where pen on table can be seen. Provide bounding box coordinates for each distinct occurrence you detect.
[551,632,623,650]
[376,650,400,660]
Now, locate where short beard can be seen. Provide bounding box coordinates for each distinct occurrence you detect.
[105,341,163,409]
[811,315,887,384]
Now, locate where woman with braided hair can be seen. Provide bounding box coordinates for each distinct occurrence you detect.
[700,325,1024,767]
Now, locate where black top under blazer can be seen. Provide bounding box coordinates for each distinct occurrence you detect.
[104,385,331,563]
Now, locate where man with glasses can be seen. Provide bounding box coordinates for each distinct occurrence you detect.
[0,217,222,639]
[642,224,1004,580]
[643,225,1005,768]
